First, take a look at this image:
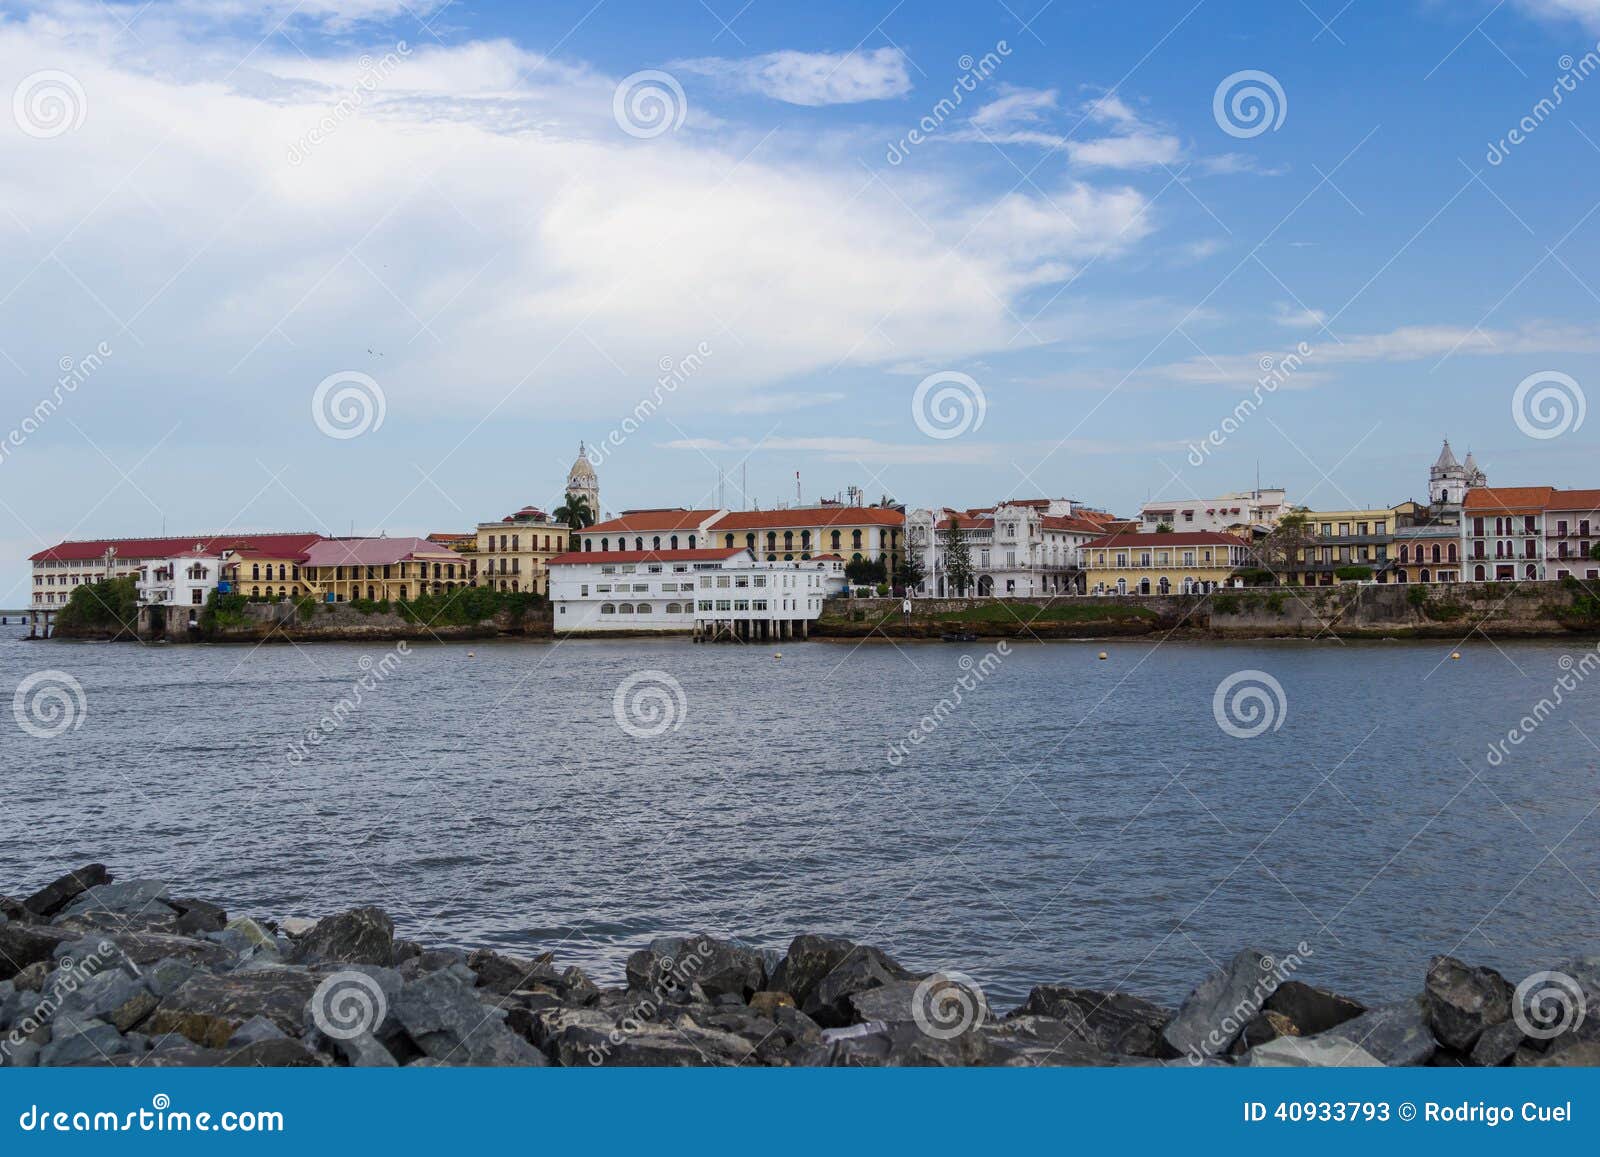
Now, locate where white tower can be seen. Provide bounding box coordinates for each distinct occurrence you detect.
[1428,439,1474,507]
[565,443,600,519]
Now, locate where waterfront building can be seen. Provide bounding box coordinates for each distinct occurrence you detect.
[906,499,1106,597]
[1462,487,1553,582]
[301,537,466,603]
[580,508,722,553]
[136,552,223,616]
[220,542,317,600]
[1139,488,1290,535]
[1546,490,1600,580]
[1275,504,1415,585]
[474,506,565,595]
[548,547,827,638]
[1079,530,1250,595]
[707,504,904,569]
[1391,522,1462,584]
[29,532,322,608]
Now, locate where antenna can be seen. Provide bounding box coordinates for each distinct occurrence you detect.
[796,471,802,506]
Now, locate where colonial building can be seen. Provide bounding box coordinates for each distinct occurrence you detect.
[707,504,904,568]
[1428,439,1487,509]
[136,552,222,613]
[906,499,1106,597]
[475,506,565,595]
[301,537,466,603]
[1391,523,1462,584]
[1139,488,1290,534]
[220,542,318,600]
[1462,487,1551,582]
[30,532,322,608]
[1276,504,1415,586]
[1080,530,1250,595]
[564,443,601,521]
[548,547,827,639]
[581,509,722,553]
[1546,490,1600,580]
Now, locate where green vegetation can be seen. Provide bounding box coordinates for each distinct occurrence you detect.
[1235,567,1277,586]
[398,585,543,628]
[1422,601,1467,622]
[934,602,1157,624]
[1154,522,1173,534]
[940,515,974,597]
[844,557,888,586]
[1211,594,1240,614]
[1334,565,1374,582]
[1406,585,1429,609]
[554,491,596,550]
[198,589,252,634]
[346,598,394,616]
[56,576,139,635]
[1263,592,1286,615]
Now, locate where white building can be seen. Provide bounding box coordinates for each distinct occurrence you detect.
[1139,488,1290,535]
[548,547,827,639]
[906,499,1110,597]
[136,552,222,623]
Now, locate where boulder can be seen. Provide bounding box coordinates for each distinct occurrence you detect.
[985,1015,1118,1066]
[39,1015,126,1066]
[56,931,233,972]
[1528,1040,1600,1066]
[0,923,76,980]
[1163,948,1278,1059]
[329,1031,399,1067]
[466,948,595,1004]
[225,1015,288,1047]
[22,865,110,919]
[765,935,914,1028]
[1012,984,1173,1057]
[846,975,990,1035]
[826,1019,992,1066]
[1,1040,40,1067]
[52,968,155,1033]
[624,935,765,1003]
[392,971,546,1065]
[1265,980,1365,1035]
[224,917,275,950]
[114,1038,321,1067]
[1248,1035,1384,1067]
[1317,998,1436,1066]
[278,917,318,938]
[296,907,395,966]
[145,970,322,1047]
[1424,955,1512,1051]
[171,899,227,935]
[692,1005,824,1065]
[748,991,796,1017]
[146,958,198,998]
[1469,1019,1524,1066]
[1232,1009,1299,1054]
[12,962,50,992]
[58,880,175,921]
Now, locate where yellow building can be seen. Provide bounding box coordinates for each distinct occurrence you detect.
[1277,503,1416,586]
[474,506,567,596]
[301,537,467,603]
[1081,530,1250,595]
[708,505,904,568]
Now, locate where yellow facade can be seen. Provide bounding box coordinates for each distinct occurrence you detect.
[1279,503,1415,586]
[475,515,567,596]
[1082,534,1249,595]
[303,551,467,603]
[223,553,309,600]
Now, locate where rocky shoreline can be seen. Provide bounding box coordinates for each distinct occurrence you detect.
[2,865,1596,1068]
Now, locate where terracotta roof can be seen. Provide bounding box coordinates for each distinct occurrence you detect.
[1463,486,1556,513]
[548,548,745,566]
[935,514,994,531]
[302,537,456,568]
[1548,489,1600,511]
[585,509,720,534]
[709,506,903,530]
[810,553,844,561]
[1081,530,1250,550]
[31,532,322,564]
[427,532,473,543]
[1041,515,1106,534]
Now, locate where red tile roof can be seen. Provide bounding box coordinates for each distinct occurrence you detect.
[303,537,456,568]
[585,509,720,534]
[1463,486,1556,513]
[31,532,323,564]
[1081,530,1250,550]
[1548,489,1600,511]
[709,506,904,530]
[1041,515,1108,534]
[548,548,745,566]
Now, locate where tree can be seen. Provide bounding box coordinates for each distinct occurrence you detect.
[897,524,928,593]
[1155,522,1173,534]
[845,557,887,586]
[1592,542,1600,561]
[941,515,975,597]
[553,492,595,549]
[1248,507,1314,582]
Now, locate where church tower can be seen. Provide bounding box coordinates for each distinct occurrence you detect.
[1428,439,1483,508]
[565,442,600,520]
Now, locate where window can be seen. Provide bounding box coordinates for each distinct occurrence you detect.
[601,603,616,614]
[636,603,652,614]
[618,603,634,614]
[665,602,682,614]
[698,600,712,612]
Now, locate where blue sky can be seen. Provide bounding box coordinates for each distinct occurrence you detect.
[3,0,1600,597]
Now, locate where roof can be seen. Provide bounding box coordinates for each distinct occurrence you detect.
[585,509,720,534]
[302,537,456,568]
[31,532,323,564]
[1433,439,1460,471]
[1463,486,1556,513]
[1040,514,1108,534]
[548,548,745,566]
[810,553,844,561]
[1548,489,1600,511]
[426,532,473,543]
[709,506,904,531]
[1081,530,1250,550]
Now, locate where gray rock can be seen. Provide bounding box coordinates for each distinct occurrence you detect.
[1469,1019,1524,1066]
[1529,1040,1600,1066]
[58,880,174,921]
[1248,1035,1385,1067]
[691,1005,824,1065]
[1424,955,1512,1051]
[766,935,914,1028]
[145,970,322,1047]
[22,865,110,919]
[2,1039,40,1067]
[0,923,76,980]
[55,931,233,972]
[1011,984,1173,1057]
[147,958,198,998]
[826,1018,992,1067]
[1265,980,1365,1035]
[625,935,766,1003]
[985,1015,1117,1066]
[392,971,546,1066]
[845,975,990,1033]
[1319,998,1436,1066]
[1164,948,1278,1059]
[329,1031,398,1067]
[12,962,49,992]
[39,1015,124,1066]
[171,899,227,935]
[52,968,155,1033]
[297,907,394,966]
[225,1015,288,1046]
[544,1007,754,1067]
[278,917,318,938]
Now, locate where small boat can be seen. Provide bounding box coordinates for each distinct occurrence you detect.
[940,630,978,642]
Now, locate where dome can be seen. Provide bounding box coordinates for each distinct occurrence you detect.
[568,443,597,480]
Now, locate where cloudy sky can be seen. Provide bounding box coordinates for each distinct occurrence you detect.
[2,0,1600,597]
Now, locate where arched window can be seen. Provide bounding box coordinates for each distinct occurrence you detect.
[726,534,736,548]
[251,564,260,580]
[276,564,285,580]
[665,602,682,614]
[766,532,777,551]
[831,530,841,550]
[687,535,696,549]
[601,603,616,614]
[511,580,519,592]
[1431,544,1441,563]
[636,603,652,614]
[746,533,757,550]
[801,530,811,549]
[619,603,635,614]
[1526,564,1539,579]
[1474,564,1486,581]
[584,538,593,551]
[670,536,679,549]
[367,585,377,600]
[251,586,259,597]
[1398,545,1409,563]
[1448,543,1458,561]
[1420,569,1431,583]
[783,531,793,550]
[653,536,661,550]
[852,529,862,549]
[601,538,609,552]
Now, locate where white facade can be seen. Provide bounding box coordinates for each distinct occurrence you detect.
[32,550,144,608]
[137,554,221,613]
[907,500,1101,598]
[550,548,827,635]
[1140,488,1289,534]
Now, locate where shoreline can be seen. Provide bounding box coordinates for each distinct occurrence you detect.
[3,865,1596,1068]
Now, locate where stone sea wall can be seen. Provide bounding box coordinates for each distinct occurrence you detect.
[3,865,1597,1068]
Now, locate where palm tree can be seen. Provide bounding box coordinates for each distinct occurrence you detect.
[553,492,595,550]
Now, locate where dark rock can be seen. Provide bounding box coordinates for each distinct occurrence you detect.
[22,865,110,919]
[1529,1040,1600,1066]
[295,907,394,966]
[392,939,423,964]
[1318,997,1436,1066]
[1265,980,1365,1036]
[765,935,915,1028]
[985,1015,1118,1066]
[225,1015,288,1047]
[57,931,234,972]
[106,1037,322,1067]
[171,899,227,935]
[826,1019,992,1066]
[749,991,796,1016]
[846,975,990,1034]
[53,968,155,1033]
[39,1015,125,1065]
[1,1039,40,1067]
[1164,948,1278,1059]
[694,1005,823,1065]
[56,910,181,936]
[145,970,322,1047]
[1012,984,1173,1057]
[467,948,559,995]
[624,935,766,1003]
[392,970,546,1066]
[1232,1010,1299,1055]
[1424,955,1512,1051]
[12,962,50,992]
[329,1031,398,1067]
[544,1009,754,1067]
[58,880,174,921]
[0,923,76,980]
[1469,1019,1524,1066]
[146,958,198,998]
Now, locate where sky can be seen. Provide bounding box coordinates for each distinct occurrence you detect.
[3,0,1600,599]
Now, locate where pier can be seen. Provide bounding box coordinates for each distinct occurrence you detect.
[2,608,57,638]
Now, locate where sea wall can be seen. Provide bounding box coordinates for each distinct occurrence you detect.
[192,602,549,643]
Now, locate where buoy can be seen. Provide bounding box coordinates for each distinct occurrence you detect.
[774,652,782,659]
[1098,651,1108,661]
[467,651,475,658]
[1450,651,1461,660]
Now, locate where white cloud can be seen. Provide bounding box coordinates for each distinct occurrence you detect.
[673,47,911,106]
[1515,0,1600,30]
[960,85,1180,170]
[1272,303,1327,328]
[969,86,1058,130]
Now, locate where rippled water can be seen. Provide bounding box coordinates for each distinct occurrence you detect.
[3,629,1598,1008]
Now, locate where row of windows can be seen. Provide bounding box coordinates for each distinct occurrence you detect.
[582,529,894,553]
[483,533,560,552]
[1397,543,1459,563]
